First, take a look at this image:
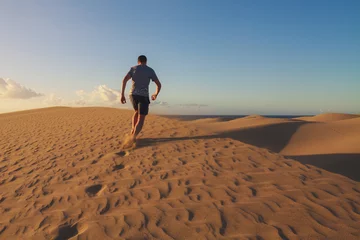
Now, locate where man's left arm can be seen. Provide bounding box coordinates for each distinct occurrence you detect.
[151,70,161,101]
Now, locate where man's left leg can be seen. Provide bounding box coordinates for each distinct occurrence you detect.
[131,111,139,134]
[132,96,149,138]
[129,95,139,135]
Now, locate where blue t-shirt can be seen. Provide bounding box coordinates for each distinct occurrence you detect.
[127,65,158,97]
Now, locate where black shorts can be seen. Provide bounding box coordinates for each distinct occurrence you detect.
[129,95,150,115]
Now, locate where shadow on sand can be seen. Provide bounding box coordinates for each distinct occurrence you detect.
[287,154,360,182]
[136,121,359,182]
[139,121,305,152]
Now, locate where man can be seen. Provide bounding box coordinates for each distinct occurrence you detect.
[121,55,162,139]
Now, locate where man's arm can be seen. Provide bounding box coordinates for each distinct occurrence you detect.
[151,79,162,101]
[121,74,131,104]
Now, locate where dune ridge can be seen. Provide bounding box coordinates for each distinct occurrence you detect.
[0,107,359,239]
[197,113,360,181]
[295,113,360,122]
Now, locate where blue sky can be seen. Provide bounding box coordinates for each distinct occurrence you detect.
[1,0,359,114]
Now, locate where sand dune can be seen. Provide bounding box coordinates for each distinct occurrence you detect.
[281,118,360,155]
[295,113,360,122]
[197,114,360,181]
[0,107,359,239]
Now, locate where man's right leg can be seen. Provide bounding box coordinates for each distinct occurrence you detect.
[133,114,146,138]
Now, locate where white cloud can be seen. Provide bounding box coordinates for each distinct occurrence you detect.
[0,78,43,99]
[152,101,169,106]
[74,85,210,112]
[177,103,208,108]
[0,80,211,114]
[44,93,63,106]
[76,85,120,104]
[73,99,87,106]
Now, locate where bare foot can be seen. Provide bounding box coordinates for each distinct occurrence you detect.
[122,134,136,149]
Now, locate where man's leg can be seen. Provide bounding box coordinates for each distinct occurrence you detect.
[131,111,139,134]
[132,96,149,138]
[129,95,139,135]
[133,114,146,138]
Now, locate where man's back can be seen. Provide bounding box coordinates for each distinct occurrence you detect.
[128,65,158,97]
[121,55,162,140]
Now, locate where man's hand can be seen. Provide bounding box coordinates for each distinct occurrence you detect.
[152,79,161,101]
[121,95,126,104]
[121,74,131,104]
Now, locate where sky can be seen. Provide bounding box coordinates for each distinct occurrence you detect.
[1,0,359,115]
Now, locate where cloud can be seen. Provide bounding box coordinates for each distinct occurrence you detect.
[76,85,120,104]
[0,78,202,114]
[0,78,43,99]
[74,85,208,111]
[73,99,87,106]
[44,93,63,105]
[152,101,169,106]
[177,103,208,108]
[0,79,211,114]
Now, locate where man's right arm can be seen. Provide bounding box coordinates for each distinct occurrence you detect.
[121,73,131,104]
[151,69,161,100]
[152,79,161,100]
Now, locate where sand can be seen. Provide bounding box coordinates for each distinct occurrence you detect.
[0,107,359,240]
[294,113,360,122]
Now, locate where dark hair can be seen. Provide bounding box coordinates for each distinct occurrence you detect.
[138,55,147,63]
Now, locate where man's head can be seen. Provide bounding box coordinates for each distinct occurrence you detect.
[138,55,147,64]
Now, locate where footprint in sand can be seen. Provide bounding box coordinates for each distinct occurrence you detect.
[54,223,78,240]
[113,164,125,171]
[85,184,102,197]
[116,151,129,157]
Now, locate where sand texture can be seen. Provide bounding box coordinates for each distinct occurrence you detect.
[0,107,359,240]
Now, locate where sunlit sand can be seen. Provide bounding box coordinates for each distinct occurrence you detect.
[0,107,359,239]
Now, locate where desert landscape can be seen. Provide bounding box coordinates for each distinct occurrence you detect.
[0,107,359,240]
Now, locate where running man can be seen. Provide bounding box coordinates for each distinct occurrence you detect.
[121,55,162,139]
